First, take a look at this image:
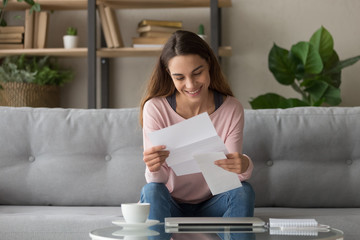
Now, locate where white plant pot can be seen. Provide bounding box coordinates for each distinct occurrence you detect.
[63,35,78,49]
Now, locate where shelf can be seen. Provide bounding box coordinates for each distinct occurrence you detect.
[4,0,87,10]
[4,0,231,10]
[0,46,231,58]
[99,46,231,57]
[98,0,232,9]
[0,48,87,57]
[98,47,161,57]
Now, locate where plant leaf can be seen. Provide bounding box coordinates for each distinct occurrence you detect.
[304,80,328,103]
[291,41,323,74]
[305,80,341,106]
[268,44,297,85]
[0,54,72,86]
[324,85,341,106]
[250,93,309,109]
[321,50,341,88]
[32,3,41,12]
[309,26,334,63]
[325,55,360,74]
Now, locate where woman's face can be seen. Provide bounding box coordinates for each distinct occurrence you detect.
[167,54,211,102]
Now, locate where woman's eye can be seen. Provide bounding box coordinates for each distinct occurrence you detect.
[175,77,184,80]
[193,71,202,76]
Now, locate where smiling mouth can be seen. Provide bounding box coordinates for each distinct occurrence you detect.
[186,88,201,94]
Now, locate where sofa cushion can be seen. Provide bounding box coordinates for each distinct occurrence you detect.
[0,107,146,206]
[0,205,119,240]
[244,107,360,208]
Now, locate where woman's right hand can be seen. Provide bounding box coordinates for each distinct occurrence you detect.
[143,145,170,172]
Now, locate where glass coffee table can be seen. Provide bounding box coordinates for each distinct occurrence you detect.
[89,223,344,240]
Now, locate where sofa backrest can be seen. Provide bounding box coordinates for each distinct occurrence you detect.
[244,107,360,208]
[1,106,359,208]
[0,107,145,206]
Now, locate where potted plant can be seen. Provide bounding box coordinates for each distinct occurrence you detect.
[0,54,73,107]
[63,26,78,49]
[1,0,40,26]
[250,26,360,109]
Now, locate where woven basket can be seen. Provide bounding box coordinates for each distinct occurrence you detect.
[0,82,60,107]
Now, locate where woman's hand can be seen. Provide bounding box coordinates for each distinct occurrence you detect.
[143,145,170,172]
[214,153,249,174]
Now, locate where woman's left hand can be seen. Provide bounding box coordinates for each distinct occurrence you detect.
[214,153,249,174]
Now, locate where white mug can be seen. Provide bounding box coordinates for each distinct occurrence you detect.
[121,203,150,223]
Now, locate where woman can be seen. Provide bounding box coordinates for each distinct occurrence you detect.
[139,30,254,222]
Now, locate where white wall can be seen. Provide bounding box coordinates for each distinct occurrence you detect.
[8,0,360,109]
[222,0,360,108]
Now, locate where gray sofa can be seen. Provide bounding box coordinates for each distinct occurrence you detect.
[0,106,359,240]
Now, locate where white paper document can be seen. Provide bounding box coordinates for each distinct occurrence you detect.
[148,112,228,176]
[194,152,242,195]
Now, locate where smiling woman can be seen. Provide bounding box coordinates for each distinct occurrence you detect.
[140,30,233,123]
[167,54,212,118]
[138,30,255,222]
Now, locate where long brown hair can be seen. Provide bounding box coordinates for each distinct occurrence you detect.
[139,30,233,126]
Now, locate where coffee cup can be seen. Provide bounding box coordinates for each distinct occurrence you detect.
[121,203,150,223]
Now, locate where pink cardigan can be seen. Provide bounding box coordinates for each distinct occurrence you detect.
[142,96,254,204]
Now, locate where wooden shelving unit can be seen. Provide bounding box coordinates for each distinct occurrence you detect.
[0,48,88,57]
[98,46,232,58]
[0,46,231,58]
[0,0,232,108]
[1,0,231,58]
[99,0,231,8]
[5,0,231,10]
[5,0,87,10]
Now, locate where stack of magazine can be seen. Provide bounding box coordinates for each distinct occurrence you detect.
[132,19,182,48]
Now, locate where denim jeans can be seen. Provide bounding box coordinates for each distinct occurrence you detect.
[140,182,255,222]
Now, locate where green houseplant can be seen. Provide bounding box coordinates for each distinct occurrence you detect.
[250,26,360,109]
[66,26,77,36]
[63,26,78,49]
[0,0,40,26]
[0,54,73,107]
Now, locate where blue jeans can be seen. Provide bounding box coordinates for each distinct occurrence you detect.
[140,182,255,222]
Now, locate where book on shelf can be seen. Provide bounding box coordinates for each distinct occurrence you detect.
[24,9,35,48]
[35,11,49,49]
[0,38,23,44]
[98,4,114,48]
[133,20,181,48]
[0,33,23,40]
[0,43,24,49]
[132,36,168,48]
[132,37,169,45]
[139,31,173,38]
[138,19,182,28]
[137,25,180,34]
[0,33,23,44]
[0,26,25,34]
[33,12,39,48]
[104,6,124,48]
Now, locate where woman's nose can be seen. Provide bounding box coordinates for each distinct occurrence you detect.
[185,77,195,88]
